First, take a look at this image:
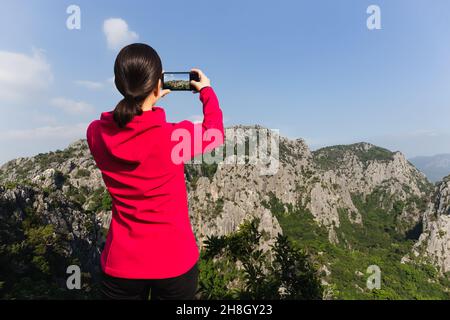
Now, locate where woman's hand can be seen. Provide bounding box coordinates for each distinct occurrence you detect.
[190,68,211,93]
[155,78,171,102]
[157,89,171,99]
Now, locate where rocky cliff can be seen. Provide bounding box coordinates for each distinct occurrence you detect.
[408,175,450,273]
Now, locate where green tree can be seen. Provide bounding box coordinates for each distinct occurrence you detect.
[198,217,323,300]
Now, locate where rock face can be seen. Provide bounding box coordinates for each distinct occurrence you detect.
[311,143,431,239]
[0,186,98,251]
[0,184,100,297]
[411,176,450,273]
[0,126,433,248]
[0,125,446,295]
[187,137,431,245]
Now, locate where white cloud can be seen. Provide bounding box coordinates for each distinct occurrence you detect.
[75,80,104,90]
[0,49,53,103]
[75,77,117,90]
[50,97,95,115]
[103,18,139,50]
[0,123,88,165]
[0,123,88,141]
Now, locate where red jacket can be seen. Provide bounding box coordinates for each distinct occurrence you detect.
[86,86,224,279]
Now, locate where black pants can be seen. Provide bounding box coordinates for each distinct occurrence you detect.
[100,262,199,300]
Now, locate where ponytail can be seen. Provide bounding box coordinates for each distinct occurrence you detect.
[112,43,162,128]
[113,95,143,128]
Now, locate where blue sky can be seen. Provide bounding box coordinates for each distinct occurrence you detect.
[1,0,450,164]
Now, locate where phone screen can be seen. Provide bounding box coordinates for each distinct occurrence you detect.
[163,72,191,90]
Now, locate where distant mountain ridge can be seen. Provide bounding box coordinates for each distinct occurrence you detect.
[409,154,450,183]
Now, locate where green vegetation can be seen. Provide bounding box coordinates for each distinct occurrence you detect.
[262,193,329,254]
[75,169,91,178]
[212,198,224,218]
[0,195,96,299]
[33,148,77,169]
[164,80,190,90]
[262,192,450,299]
[201,162,218,181]
[54,170,66,189]
[313,143,394,170]
[198,217,323,299]
[87,188,112,213]
[185,152,219,186]
[66,185,87,204]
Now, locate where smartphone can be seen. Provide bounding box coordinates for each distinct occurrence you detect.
[162,71,200,91]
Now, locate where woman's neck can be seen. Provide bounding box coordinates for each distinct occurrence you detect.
[141,95,156,111]
[141,104,153,112]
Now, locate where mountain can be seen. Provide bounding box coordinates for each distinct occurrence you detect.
[0,184,100,298]
[1,125,449,299]
[405,175,450,273]
[409,154,450,183]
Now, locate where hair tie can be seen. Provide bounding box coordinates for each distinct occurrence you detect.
[124,94,135,102]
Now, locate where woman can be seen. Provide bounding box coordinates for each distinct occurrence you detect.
[86,43,224,300]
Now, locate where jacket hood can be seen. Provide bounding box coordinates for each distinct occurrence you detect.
[97,106,166,164]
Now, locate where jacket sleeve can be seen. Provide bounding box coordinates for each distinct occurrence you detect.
[168,86,224,164]
[86,121,94,151]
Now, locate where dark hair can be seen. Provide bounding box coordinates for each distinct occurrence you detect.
[113,43,162,128]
